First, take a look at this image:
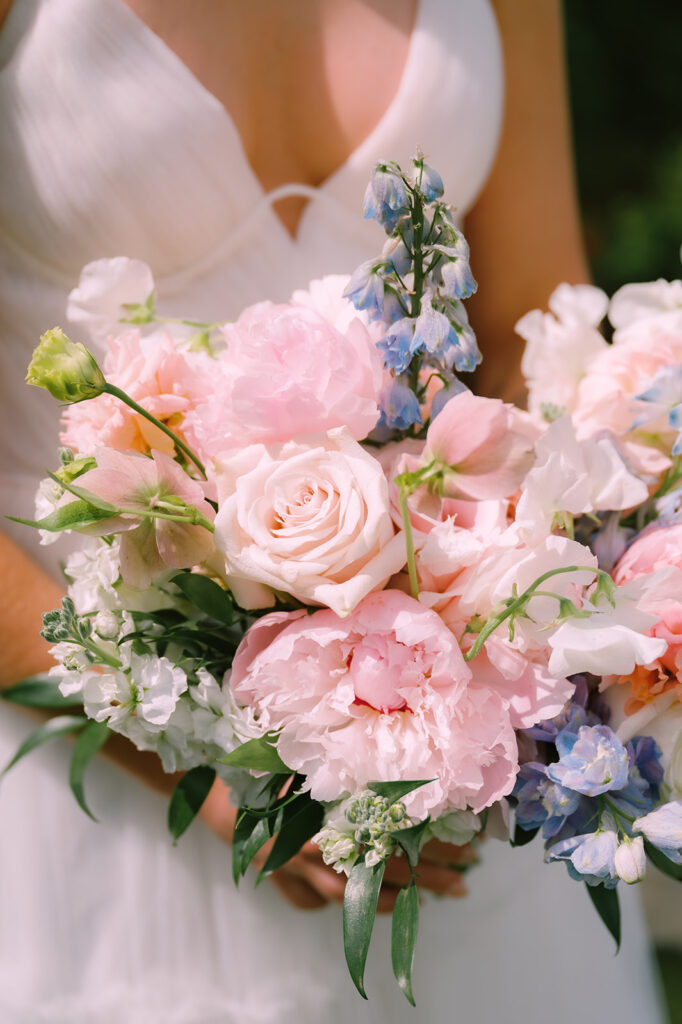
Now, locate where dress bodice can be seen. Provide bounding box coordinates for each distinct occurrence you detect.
[0,0,503,554]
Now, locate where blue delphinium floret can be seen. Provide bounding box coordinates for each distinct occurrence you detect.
[547,725,630,797]
[546,818,620,888]
[418,161,444,202]
[377,318,415,374]
[343,260,385,320]
[362,164,410,232]
[378,379,423,431]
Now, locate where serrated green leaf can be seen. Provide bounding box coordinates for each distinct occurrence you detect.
[511,822,540,848]
[391,881,420,1006]
[395,818,431,868]
[257,794,324,881]
[7,499,115,533]
[644,839,682,882]
[343,858,386,999]
[1,674,83,709]
[172,572,238,624]
[69,719,110,820]
[167,765,216,841]
[586,882,621,951]
[368,779,434,804]
[219,735,289,774]
[1,715,87,774]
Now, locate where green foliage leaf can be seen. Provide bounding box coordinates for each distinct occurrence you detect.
[586,882,621,951]
[644,839,682,882]
[167,765,216,841]
[395,818,431,868]
[367,779,434,804]
[511,822,540,848]
[7,499,115,533]
[343,858,386,999]
[69,720,110,820]
[1,715,87,774]
[172,572,238,624]
[219,735,289,774]
[391,881,420,1006]
[1,674,83,709]
[258,793,324,880]
[232,809,282,884]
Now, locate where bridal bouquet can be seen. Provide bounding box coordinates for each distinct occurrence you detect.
[6,155,682,1003]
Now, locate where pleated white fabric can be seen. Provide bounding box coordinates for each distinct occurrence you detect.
[0,0,667,1020]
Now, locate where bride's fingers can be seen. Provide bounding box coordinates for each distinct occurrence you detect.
[383,856,467,896]
[290,857,349,905]
[419,839,480,867]
[269,868,329,909]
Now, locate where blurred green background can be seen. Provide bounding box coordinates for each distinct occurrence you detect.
[564,5,682,1019]
[565,1,682,294]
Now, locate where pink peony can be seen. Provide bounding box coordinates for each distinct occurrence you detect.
[77,447,216,588]
[183,301,383,461]
[229,590,519,818]
[61,328,212,456]
[424,390,538,500]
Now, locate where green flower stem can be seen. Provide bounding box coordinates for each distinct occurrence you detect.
[125,506,215,533]
[153,316,222,330]
[463,564,603,662]
[80,638,122,670]
[398,483,420,601]
[104,383,206,478]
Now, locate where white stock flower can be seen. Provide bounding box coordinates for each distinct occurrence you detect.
[67,257,155,346]
[428,809,481,846]
[515,416,648,540]
[517,283,609,418]
[64,538,121,613]
[34,477,72,546]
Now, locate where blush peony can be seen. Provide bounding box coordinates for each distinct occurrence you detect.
[228,590,519,819]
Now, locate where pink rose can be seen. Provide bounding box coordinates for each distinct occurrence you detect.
[184,301,382,461]
[213,427,407,616]
[229,590,518,818]
[424,390,538,500]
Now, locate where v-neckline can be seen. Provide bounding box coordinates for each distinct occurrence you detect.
[108,0,424,242]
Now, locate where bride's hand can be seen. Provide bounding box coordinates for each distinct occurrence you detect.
[199,777,475,912]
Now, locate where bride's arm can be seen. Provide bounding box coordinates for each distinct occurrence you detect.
[465,0,591,404]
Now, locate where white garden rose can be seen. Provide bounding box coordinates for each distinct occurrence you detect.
[213,427,407,616]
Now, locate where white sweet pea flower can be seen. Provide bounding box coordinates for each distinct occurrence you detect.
[67,257,155,346]
[614,836,646,884]
[517,283,609,418]
[633,801,682,863]
[515,416,648,540]
[609,279,682,332]
[547,574,667,678]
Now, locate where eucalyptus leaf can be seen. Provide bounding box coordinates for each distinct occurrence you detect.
[1,715,87,775]
[219,735,289,774]
[586,882,621,951]
[69,719,110,820]
[257,794,324,880]
[1,674,83,709]
[343,858,386,1000]
[644,839,682,882]
[395,818,431,868]
[391,881,420,1006]
[167,765,216,842]
[7,499,115,533]
[171,572,238,624]
[368,779,434,804]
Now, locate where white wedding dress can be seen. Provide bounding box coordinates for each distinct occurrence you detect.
[0,0,668,1021]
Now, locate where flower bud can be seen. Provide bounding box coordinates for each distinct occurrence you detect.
[27,328,107,403]
[94,610,120,640]
[614,836,646,884]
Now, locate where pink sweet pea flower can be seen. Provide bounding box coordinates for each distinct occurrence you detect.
[77,448,216,588]
[424,390,538,500]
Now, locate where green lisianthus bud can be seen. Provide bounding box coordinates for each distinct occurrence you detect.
[26,328,107,403]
